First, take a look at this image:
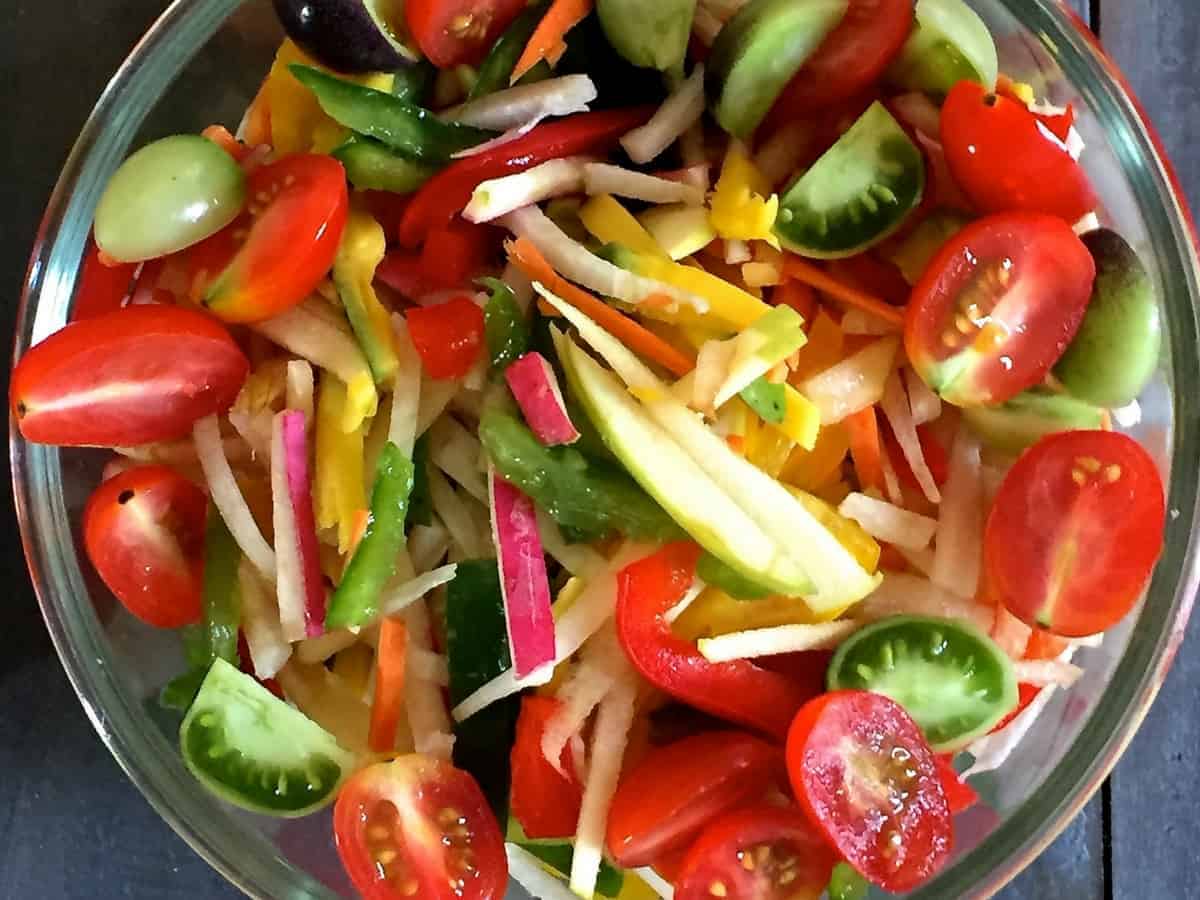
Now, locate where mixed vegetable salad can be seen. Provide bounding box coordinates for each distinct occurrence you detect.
[12,0,1169,896]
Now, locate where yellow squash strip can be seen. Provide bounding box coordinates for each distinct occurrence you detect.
[315,375,368,552]
[579,194,669,260]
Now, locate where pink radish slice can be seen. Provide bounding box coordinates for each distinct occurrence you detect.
[272,410,326,641]
[504,352,580,446]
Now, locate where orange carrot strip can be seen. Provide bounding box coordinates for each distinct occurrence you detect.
[511,0,593,84]
[771,280,817,326]
[507,238,696,377]
[201,124,251,162]
[845,407,885,492]
[347,508,371,555]
[783,256,906,327]
[368,618,408,753]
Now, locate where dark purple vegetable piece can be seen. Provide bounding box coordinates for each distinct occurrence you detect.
[272,0,417,73]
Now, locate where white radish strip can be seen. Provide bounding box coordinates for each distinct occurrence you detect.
[620,65,706,164]
[428,466,487,559]
[1073,211,1101,236]
[583,162,706,206]
[801,337,900,425]
[465,158,588,223]
[570,673,638,898]
[991,604,1034,660]
[252,298,374,393]
[409,521,451,573]
[541,660,616,775]
[270,412,321,641]
[853,573,993,635]
[904,366,942,426]
[489,470,557,679]
[741,261,784,288]
[506,844,578,900]
[838,492,938,551]
[428,416,488,501]
[387,317,422,458]
[536,508,606,578]
[897,545,935,576]
[753,120,814,188]
[691,4,723,44]
[932,427,984,598]
[1012,659,1085,688]
[724,238,752,264]
[115,434,250,466]
[226,409,272,462]
[505,352,580,445]
[697,621,860,662]
[417,378,460,437]
[879,439,904,505]
[452,543,650,721]
[379,564,459,618]
[193,415,276,580]
[881,371,941,504]
[447,74,596,129]
[402,598,456,759]
[890,91,942,141]
[237,560,291,679]
[408,646,450,685]
[285,360,314,425]
[633,868,676,900]
[841,307,899,335]
[963,678,1060,778]
[664,579,705,625]
[295,629,360,664]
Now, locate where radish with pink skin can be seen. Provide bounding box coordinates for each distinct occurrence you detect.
[271,409,327,641]
[504,352,580,446]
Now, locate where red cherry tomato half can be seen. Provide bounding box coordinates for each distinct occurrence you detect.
[406,0,528,68]
[71,238,135,321]
[203,153,348,323]
[407,296,486,380]
[940,81,1097,222]
[606,731,783,868]
[83,465,208,628]
[509,696,583,840]
[333,755,507,900]
[984,429,1165,637]
[786,691,952,893]
[12,304,249,447]
[674,806,838,900]
[904,212,1095,407]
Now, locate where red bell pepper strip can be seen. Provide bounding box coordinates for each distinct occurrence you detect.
[615,542,814,741]
[419,220,499,290]
[368,617,408,753]
[990,682,1042,734]
[934,755,979,815]
[510,695,584,839]
[398,107,655,247]
[407,296,486,379]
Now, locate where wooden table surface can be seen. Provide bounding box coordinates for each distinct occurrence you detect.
[1,1,1197,897]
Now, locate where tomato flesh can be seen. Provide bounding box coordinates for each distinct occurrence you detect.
[406,0,529,68]
[71,238,135,321]
[407,296,486,379]
[904,212,1095,407]
[333,755,507,900]
[606,731,783,868]
[12,304,249,446]
[984,429,1165,636]
[83,465,208,628]
[787,691,952,892]
[509,696,583,840]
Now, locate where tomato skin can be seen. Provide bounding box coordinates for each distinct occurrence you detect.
[675,806,838,900]
[606,731,783,868]
[509,696,583,840]
[984,429,1165,636]
[334,755,507,900]
[407,296,486,379]
[71,238,135,321]
[83,466,207,628]
[12,304,249,447]
[904,212,1095,407]
[406,0,529,68]
[787,691,951,892]
[940,81,1096,222]
[204,154,349,323]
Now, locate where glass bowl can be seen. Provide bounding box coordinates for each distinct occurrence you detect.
[11,0,1200,897]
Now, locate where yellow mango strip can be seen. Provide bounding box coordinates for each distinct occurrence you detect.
[631,252,772,331]
[315,375,368,553]
[782,420,849,490]
[814,478,852,507]
[709,141,780,248]
[773,386,821,451]
[579,194,669,260]
[789,310,845,381]
[746,417,795,478]
[673,587,824,640]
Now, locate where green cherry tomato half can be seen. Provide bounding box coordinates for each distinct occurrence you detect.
[826,615,1018,751]
[94,135,245,263]
[180,658,355,817]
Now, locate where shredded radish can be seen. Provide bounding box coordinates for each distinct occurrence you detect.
[890,91,942,140]
[416,377,460,437]
[285,360,314,425]
[295,629,360,665]
[583,162,706,205]
[881,371,941,504]
[428,416,488,501]
[447,75,597,154]
[897,544,935,576]
[904,366,942,426]
[252,298,374,391]
[932,426,984,598]
[402,598,456,759]
[408,646,450,685]
[801,336,900,425]
[853,573,993,635]
[115,433,251,466]
[841,307,899,335]
[388,317,422,457]
[428,466,488,559]
[464,157,588,223]
[691,4,723,45]
[237,560,291,679]
[839,492,938,551]
[226,409,273,462]
[541,661,617,776]
[536,508,606,577]
[379,564,460,618]
[991,604,1034,660]
[633,867,676,900]
[1013,659,1084,688]
[489,470,557,679]
[271,411,325,641]
[698,621,860,662]
[506,843,578,900]
[500,259,535,314]
[193,415,276,580]
[409,521,451,572]
[724,238,752,264]
[665,579,705,625]
[620,65,706,164]
[1073,210,1101,235]
[753,121,814,188]
[506,352,581,446]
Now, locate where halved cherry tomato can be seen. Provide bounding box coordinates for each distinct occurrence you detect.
[333,755,507,900]
[83,465,207,628]
[615,542,816,739]
[406,0,528,68]
[984,429,1165,636]
[786,691,951,893]
[904,212,1095,407]
[203,153,348,323]
[933,756,978,816]
[407,296,486,379]
[675,806,838,900]
[12,305,249,446]
[941,81,1097,222]
[606,731,783,868]
[509,696,583,840]
[71,238,135,321]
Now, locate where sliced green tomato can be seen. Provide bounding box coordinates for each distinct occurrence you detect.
[887,0,999,97]
[332,135,436,194]
[827,862,870,900]
[596,0,697,71]
[962,388,1104,454]
[180,659,355,816]
[696,552,773,599]
[776,102,925,258]
[707,0,849,138]
[827,615,1018,752]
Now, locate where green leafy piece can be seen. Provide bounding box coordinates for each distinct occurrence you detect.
[739,376,786,424]
[480,276,530,371]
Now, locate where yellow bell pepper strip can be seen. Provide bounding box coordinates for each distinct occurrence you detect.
[792,487,879,575]
[673,587,824,640]
[332,207,399,386]
[709,141,780,248]
[782,420,850,490]
[315,375,368,553]
[616,249,773,331]
[579,194,669,260]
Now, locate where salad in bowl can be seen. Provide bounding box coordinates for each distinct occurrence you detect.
[10,0,1171,897]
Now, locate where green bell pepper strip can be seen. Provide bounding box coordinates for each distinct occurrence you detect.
[332,136,437,194]
[739,376,787,424]
[289,65,494,163]
[391,59,437,104]
[696,552,773,599]
[479,410,683,542]
[325,442,415,629]
[480,276,530,371]
[468,2,551,100]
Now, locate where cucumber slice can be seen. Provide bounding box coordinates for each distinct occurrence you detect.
[707,0,849,139]
[596,0,697,71]
[963,388,1105,454]
[887,0,999,97]
[180,659,355,817]
[775,102,924,258]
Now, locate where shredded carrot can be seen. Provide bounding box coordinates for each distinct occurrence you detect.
[771,280,817,326]
[845,407,885,492]
[368,617,408,754]
[506,238,696,376]
[783,256,906,327]
[201,124,251,162]
[1025,629,1071,660]
[511,0,593,84]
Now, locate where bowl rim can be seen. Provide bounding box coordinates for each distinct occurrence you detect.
[10,0,1200,898]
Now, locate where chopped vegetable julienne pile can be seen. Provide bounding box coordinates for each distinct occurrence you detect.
[14,0,1170,897]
